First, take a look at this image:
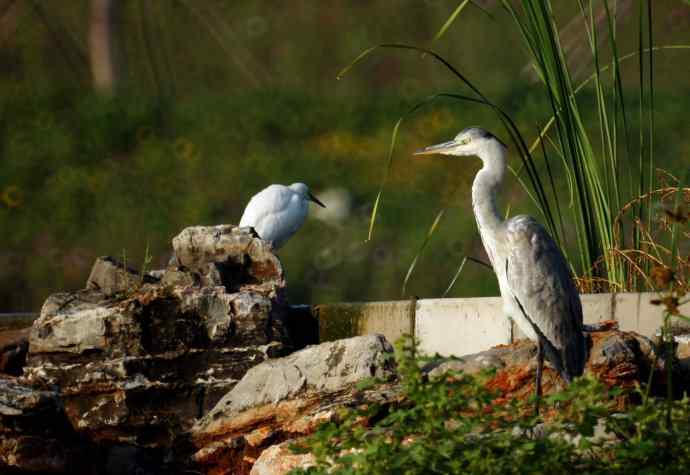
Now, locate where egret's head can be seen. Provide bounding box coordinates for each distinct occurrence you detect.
[414,127,507,158]
[289,183,326,208]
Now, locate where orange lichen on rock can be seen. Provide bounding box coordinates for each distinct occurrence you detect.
[479,328,657,415]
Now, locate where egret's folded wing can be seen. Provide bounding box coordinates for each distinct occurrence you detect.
[239,185,292,236]
[239,185,306,248]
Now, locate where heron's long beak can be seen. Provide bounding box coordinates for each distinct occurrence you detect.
[308,192,326,208]
[413,139,458,157]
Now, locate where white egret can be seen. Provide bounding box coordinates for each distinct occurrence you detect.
[415,127,586,413]
[239,183,326,249]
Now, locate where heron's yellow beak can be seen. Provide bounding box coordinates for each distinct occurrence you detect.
[413,139,458,157]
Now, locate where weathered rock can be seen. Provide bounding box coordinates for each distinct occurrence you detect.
[191,335,397,475]
[0,378,92,473]
[28,290,141,357]
[172,225,284,296]
[160,266,200,288]
[0,314,35,377]
[9,225,292,474]
[234,325,674,475]
[0,332,28,376]
[426,322,661,408]
[86,256,158,297]
[0,386,168,475]
[249,440,315,475]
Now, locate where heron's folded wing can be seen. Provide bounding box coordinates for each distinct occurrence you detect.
[505,215,585,379]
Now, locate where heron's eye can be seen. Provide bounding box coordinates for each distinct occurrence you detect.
[459,138,471,145]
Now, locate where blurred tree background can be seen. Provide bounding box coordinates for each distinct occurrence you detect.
[0,0,688,311]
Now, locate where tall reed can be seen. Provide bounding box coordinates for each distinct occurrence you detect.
[342,0,689,292]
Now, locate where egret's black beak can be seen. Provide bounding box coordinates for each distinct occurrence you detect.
[308,192,326,208]
[413,139,458,157]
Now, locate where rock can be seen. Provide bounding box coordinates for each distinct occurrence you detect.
[677,333,690,361]
[86,256,158,297]
[171,225,284,296]
[249,440,315,475]
[0,332,28,376]
[240,327,670,475]
[11,225,292,473]
[0,378,91,473]
[103,445,163,475]
[160,266,200,288]
[189,325,677,475]
[0,380,167,475]
[435,326,661,408]
[24,288,288,446]
[427,324,658,398]
[28,290,140,357]
[425,349,509,378]
[191,335,397,475]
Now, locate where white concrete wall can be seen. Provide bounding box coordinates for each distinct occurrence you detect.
[316,292,690,358]
[418,292,689,358]
[415,297,510,357]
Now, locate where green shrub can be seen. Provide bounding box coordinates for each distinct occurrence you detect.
[290,335,690,475]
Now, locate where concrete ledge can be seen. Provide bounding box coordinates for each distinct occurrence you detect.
[415,297,510,356]
[315,292,690,358]
[315,300,414,344]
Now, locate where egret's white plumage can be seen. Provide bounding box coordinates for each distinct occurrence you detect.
[415,127,586,413]
[239,183,325,249]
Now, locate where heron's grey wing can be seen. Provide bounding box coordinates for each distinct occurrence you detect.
[504,215,586,381]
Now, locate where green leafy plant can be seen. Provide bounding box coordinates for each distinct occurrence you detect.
[289,335,690,474]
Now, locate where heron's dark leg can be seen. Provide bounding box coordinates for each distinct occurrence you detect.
[534,338,544,416]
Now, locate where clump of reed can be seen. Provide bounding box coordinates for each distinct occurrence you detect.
[340,0,690,295]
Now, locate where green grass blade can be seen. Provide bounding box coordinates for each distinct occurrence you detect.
[338,44,486,100]
[364,92,480,241]
[429,0,496,42]
[442,256,468,297]
[366,112,410,241]
[431,0,472,43]
[336,45,381,81]
[402,209,447,296]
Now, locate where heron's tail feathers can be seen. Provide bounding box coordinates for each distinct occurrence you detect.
[560,329,588,383]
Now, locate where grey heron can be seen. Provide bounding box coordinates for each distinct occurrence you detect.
[239,183,326,249]
[415,127,586,413]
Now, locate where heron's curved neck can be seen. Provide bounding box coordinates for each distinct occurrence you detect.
[472,141,507,239]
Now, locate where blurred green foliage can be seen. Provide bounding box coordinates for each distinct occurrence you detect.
[0,1,689,310]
